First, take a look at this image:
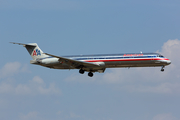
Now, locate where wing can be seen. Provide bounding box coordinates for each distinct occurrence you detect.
[44,53,100,69]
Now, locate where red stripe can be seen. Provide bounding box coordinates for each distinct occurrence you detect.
[84,58,169,62]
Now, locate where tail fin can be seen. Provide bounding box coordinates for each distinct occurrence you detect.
[10,42,49,60]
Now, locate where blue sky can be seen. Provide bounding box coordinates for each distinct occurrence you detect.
[0,0,180,120]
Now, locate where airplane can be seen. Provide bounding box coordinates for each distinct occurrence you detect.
[10,42,171,77]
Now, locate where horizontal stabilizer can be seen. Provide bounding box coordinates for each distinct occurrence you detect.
[10,42,36,47]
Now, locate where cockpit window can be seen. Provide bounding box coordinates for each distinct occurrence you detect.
[157,55,164,58]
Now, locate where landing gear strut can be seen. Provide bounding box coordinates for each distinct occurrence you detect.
[161,66,165,72]
[88,72,93,77]
[79,69,85,74]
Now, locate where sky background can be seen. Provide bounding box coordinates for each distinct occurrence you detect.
[0,0,180,120]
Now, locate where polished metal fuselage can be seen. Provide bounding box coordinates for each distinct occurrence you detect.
[32,53,171,72]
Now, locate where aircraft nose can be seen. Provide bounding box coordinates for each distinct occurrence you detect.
[167,60,171,65]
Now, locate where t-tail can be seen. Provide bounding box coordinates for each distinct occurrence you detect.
[10,42,49,60]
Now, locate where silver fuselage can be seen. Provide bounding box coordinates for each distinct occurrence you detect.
[31,53,171,72]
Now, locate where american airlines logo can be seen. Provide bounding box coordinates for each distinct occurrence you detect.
[32,49,41,56]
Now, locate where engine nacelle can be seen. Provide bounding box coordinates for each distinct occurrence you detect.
[41,58,59,65]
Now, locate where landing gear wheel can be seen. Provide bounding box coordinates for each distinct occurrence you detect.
[79,69,85,74]
[88,72,93,77]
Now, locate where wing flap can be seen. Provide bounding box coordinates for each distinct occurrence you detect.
[44,53,100,68]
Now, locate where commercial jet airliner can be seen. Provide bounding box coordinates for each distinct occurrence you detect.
[11,42,171,77]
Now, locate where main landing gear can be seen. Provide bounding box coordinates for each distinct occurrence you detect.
[88,72,93,77]
[161,66,165,72]
[79,69,94,77]
[79,69,85,74]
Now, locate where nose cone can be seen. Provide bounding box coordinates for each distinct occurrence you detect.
[167,60,171,65]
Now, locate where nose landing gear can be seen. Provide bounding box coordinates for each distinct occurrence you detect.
[161,66,165,72]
